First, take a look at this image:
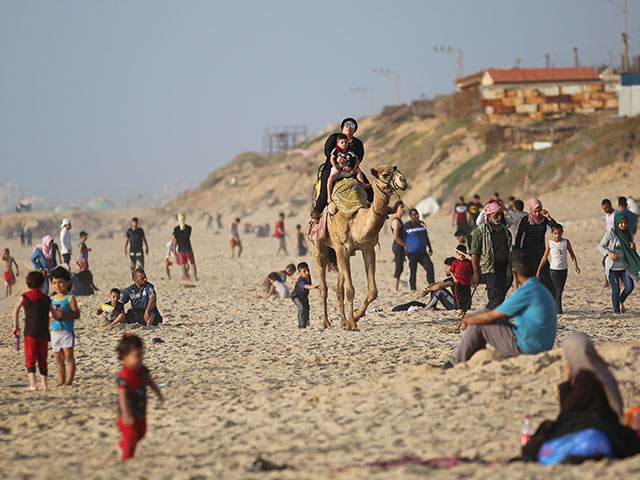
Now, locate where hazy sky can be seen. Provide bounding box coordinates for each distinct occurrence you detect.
[1,0,637,203]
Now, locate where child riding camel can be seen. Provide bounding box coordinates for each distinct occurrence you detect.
[326,133,369,204]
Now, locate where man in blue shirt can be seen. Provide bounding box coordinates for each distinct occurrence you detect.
[443,251,556,369]
[121,269,163,326]
[617,196,637,235]
[404,208,435,291]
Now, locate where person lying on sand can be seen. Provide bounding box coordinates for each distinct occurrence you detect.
[442,251,556,369]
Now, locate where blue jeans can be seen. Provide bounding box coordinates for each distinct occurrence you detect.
[292,297,309,328]
[609,269,635,314]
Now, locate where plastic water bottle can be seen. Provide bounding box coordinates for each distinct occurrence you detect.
[521,414,535,446]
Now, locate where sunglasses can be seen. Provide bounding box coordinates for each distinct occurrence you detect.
[344,123,356,129]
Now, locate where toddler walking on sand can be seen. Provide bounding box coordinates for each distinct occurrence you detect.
[290,262,318,328]
[12,271,61,390]
[115,333,164,460]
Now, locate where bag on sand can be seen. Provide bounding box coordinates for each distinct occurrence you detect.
[538,429,612,465]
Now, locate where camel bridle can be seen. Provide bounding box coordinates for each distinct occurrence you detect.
[373,167,403,218]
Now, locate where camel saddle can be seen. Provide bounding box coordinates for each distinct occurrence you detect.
[331,178,368,219]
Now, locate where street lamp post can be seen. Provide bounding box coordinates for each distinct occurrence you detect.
[433,46,464,79]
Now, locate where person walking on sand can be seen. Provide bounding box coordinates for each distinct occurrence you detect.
[60,218,72,266]
[515,197,558,296]
[536,224,580,314]
[442,251,557,369]
[391,203,408,292]
[229,218,242,259]
[125,218,148,271]
[617,196,637,235]
[3,248,19,297]
[470,201,512,309]
[452,197,471,235]
[275,213,288,257]
[405,208,435,291]
[12,271,61,391]
[602,199,616,287]
[173,212,197,281]
[115,333,164,460]
[290,262,319,328]
[25,228,33,247]
[598,212,640,314]
[295,224,307,256]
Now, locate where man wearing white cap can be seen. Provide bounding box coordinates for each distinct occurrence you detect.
[60,218,72,266]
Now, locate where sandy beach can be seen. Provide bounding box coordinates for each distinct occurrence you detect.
[1,190,640,480]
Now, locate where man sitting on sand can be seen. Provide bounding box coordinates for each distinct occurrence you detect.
[120,269,163,326]
[442,251,557,369]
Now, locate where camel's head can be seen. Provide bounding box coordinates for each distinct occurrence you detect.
[370,165,408,193]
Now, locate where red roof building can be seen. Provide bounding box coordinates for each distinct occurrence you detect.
[454,67,618,120]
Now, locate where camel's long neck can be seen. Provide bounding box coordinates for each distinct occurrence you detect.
[363,183,392,236]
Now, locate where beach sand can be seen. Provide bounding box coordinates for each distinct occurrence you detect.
[1,193,640,479]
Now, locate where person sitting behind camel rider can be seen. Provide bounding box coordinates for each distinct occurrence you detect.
[326,134,369,204]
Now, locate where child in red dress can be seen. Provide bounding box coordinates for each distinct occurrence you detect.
[116,333,164,460]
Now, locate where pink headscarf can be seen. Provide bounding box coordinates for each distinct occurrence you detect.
[484,201,503,216]
[528,197,544,225]
[76,258,88,272]
[34,235,54,259]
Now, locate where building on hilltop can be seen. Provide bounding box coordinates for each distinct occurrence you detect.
[455,67,619,121]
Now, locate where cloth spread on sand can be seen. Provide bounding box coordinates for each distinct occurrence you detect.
[331,178,368,219]
[332,456,496,473]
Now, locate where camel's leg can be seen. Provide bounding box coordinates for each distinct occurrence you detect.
[336,267,347,328]
[314,247,330,329]
[336,247,357,330]
[355,248,378,322]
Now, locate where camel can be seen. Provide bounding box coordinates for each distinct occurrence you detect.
[312,165,408,330]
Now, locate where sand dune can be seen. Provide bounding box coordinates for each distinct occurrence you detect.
[1,194,639,479]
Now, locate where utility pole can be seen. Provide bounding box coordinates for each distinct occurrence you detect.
[545,54,550,68]
[350,87,376,116]
[433,45,464,79]
[373,69,401,104]
[573,46,579,67]
[608,0,629,70]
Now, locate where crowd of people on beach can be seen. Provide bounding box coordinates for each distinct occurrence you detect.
[5,115,640,464]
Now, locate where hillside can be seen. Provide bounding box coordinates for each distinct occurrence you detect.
[173,111,640,215]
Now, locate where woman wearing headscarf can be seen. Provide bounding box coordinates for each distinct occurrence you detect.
[515,198,558,296]
[522,333,640,461]
[30,235,58,295]
[598,211,640,313]
[313,117,373,213]
[71,258,99,296]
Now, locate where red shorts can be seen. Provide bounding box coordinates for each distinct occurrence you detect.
[4,271,16,286]
[230,239,242,248]
[177,252,195,265]
[24,336,48,375]
[117,417,147,460]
